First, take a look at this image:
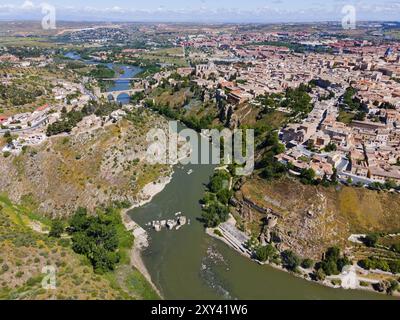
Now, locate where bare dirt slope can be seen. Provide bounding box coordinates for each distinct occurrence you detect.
[239,177,400,260]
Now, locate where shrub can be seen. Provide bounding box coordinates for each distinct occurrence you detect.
[331,279,342,286]
[362,234,379,248]
[255,245,278,263]
[301,258,314,269]
[281,250,301,271]
[318,247,350,276]
[213,229,223,237]
[49,220,64,238]
[391,243,400,254]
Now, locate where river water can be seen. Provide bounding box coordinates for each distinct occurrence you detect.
[65,51,389,300]
[64,51,142,104]
[129,132,389,300]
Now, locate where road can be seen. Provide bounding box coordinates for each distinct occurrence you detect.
[0,116,48,134]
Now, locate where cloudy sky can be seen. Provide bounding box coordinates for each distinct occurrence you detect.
[0,0,399,22]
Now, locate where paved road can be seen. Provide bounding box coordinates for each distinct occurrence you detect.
[0,116,48,134]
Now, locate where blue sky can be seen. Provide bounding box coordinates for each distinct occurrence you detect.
[0,0,399,22]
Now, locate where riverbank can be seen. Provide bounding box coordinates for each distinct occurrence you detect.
[206,215,398,298]
[121,174,174,299]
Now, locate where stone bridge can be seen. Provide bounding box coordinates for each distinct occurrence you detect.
[99,88,145,101]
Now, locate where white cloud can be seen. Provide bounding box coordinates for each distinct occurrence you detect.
[21,1,35,10]
[0,1,399,22]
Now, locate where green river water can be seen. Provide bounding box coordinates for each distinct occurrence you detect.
[129,130,390,300]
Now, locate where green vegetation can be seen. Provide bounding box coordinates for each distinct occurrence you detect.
[257,84,313,119]
[259,132,287,180]
[338,87,366,124]
[68,207,124,274]
[358,257,400,274]
[362,233,379,248]
[88,65,115,79]
[299,168,316,185]
[49,220,64,238]
[369,180,399,191]
[46,101,120,136]
[281,250,301,271]
[0,195,159,299]
[337,110,355,124]
[323,142,337,152]
[146,98,214,132]
[46,109,84,136]
[316,247,351,276]
[255,85,315,184]
[342,87,361,111]
[213,229,223,237]
[201,170,232,228]
[282,84,313,118]
[391,243,400,253]
[301,258,315,269]
[0,83,44,106]
[255,244,278,263]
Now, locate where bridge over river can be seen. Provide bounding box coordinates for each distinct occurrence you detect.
[98,88,145,101]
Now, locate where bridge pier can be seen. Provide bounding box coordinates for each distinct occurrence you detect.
[99,88,145,101]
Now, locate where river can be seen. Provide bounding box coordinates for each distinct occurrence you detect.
[65,51,389,300]
[64,51,142,104]
[129,131,389,300]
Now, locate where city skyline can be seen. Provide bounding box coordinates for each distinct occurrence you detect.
[0,0,400,23]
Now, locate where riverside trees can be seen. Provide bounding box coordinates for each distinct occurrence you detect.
[201,171,232,228]
[68,207,123,274]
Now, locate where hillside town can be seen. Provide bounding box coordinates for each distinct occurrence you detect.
[1,19,400,300]
[2,25,400,186]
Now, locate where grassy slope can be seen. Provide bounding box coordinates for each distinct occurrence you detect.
[0,116,171,217]
[0,195,159,300]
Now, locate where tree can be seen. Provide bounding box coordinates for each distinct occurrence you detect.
[49,220,64,238]
[324,142,337,152]
[5,136,13,144]
[301,258,314,269]
[217,188,233,205]
[281,250,300,271]
[388,260,400,274]
[391,243,400,254]
[387,280,399,295]
[362,234,379,248]
[255,245,277,262]
[320,259,339,276]
[300,168,316,185]
[201,202,229,228]
[209,172,229,193]
[319,247,351,276]
[354,111,366,121]
[315,268,326,281]
[68,207,120,274]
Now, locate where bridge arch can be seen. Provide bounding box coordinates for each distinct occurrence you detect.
[100,88,145,102]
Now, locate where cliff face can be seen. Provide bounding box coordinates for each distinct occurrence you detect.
[237,177,400,260]
[0,112,171,218]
